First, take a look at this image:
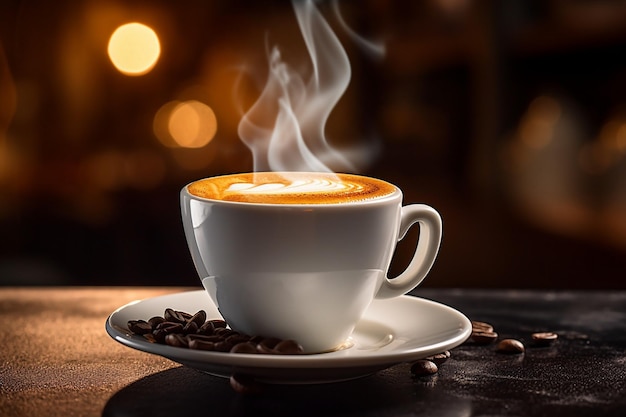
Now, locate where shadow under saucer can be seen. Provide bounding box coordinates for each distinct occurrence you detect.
[102,365,471,417]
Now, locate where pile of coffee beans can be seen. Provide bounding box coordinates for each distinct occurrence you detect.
[127,308,304,355]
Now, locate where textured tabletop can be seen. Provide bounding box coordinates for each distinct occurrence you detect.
[1,287,625,417]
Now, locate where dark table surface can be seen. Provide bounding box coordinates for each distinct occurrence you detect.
[1,287,625,417]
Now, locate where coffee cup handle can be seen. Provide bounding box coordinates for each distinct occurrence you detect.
[376,204,442,299]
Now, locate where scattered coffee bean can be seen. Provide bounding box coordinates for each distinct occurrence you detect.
[127,320,152,335]
[230,374,263,394]
[471,320,494,333]
[425,351,450,366]
[496,338,525,354]
[410,360,438,377]
[471,331,498,344]
[532,332,558,347]
[127,308,305,356]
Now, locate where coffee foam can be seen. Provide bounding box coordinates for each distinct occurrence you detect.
[187,172,396,204]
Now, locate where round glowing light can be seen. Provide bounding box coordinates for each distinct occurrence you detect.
[108,22,160,76]
[167,100,218,148]
[153,100,181,148]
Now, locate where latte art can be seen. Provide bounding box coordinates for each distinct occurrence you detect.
[187,172,396,204]
[227,178,360,194]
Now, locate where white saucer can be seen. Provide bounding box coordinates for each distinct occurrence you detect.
[106,290,471,384]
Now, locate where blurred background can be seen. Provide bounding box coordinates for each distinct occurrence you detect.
[1,0,626,288]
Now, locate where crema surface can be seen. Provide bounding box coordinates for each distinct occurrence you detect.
[187,172,396,204]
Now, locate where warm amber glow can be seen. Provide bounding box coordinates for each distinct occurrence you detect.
[172,147,217,171]
[86,150,166,190]
[153,101,180,148]
[519,96,562,149]
[613,123,626,152]
[167,100,217,148]
[529,96,561,124]
[107,23,160,76]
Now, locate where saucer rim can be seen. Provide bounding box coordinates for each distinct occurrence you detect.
[106,290,471,371]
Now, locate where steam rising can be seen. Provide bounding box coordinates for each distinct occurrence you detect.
[237,0,381,173]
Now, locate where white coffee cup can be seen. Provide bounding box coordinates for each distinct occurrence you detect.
[180,172,442,353]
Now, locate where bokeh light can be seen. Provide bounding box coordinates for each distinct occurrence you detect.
[153,101,180,148]
[154,100,217,148]
[107,22,161,76]
[519,96,561,150]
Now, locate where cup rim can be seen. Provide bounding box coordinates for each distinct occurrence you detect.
[181,172,402,208]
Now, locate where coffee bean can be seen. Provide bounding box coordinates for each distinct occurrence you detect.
[214,340,235,352]
[155,321,184,334]
[129,308,304,356]
[532,332,558,346]
[153,322,184,343]
[273,339,305,354]
[209,319,228,329]
[226,334,251,345]
[471,320,494,333]
[471,331,498,344]
[257,337,281,354]
[188,339,215,351]
[148,316,166,329]
[410,360,438,377]
[152,329,167,343]
[425,351,450,366]
[128,320,152,335]
[142,333,157,343]
[197,321,215,336]
[182,321,198,335]
[230,374,263,394]
[189,310,207,328]
[187,334,222,343]
[164,308,193,324]
[165,333,189,348]
[230,342,259,354]
[496,338,525,354]
[214,327,237,337]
